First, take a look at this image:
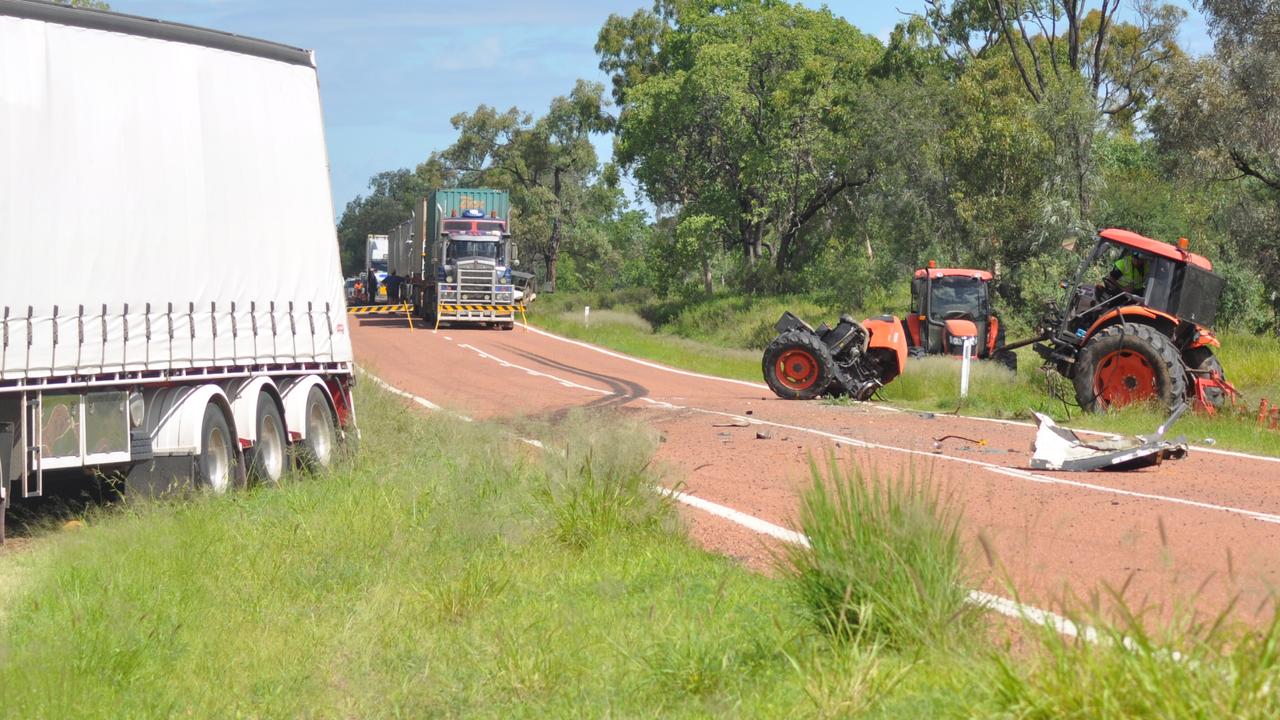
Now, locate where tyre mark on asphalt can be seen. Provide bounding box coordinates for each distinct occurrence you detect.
[497,345,651,411]
[524,324,1280,464]
[362,368,1105,644]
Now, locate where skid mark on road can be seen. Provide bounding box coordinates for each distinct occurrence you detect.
[453,341,1280,526]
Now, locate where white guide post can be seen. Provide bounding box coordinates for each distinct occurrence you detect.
[584,306,590,328]
[960,337,975,398]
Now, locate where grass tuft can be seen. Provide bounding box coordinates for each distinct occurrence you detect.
[982,591,1280,718]
[531,412,675,549]
[778,456,979,650]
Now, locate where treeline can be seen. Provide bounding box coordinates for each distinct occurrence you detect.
[337,0,1280,331]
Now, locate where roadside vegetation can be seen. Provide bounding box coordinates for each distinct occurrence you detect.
[529,291,1280,457]
[2,378,1278,716]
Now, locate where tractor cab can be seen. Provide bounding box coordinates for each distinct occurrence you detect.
[906,265,1011,367]
[1053,228,1224,351]
[1031,228,1234,413]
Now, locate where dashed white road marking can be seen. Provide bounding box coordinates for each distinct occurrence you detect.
[524,323,1280,464]
[449,341,1280,526]
[363,369,1098,641]
[364,370,548,449]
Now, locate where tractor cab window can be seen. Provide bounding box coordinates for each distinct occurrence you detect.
[910,278,925,314]
[1092,242,1155,298]
[928,277,986,320]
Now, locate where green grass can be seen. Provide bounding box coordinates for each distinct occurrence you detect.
[778,456,980,651]
[978,597,1280,718]
[535,307,761,381]
[529,293,1280,457]
[0,379,957,718]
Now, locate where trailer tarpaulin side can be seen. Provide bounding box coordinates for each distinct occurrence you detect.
[0,7,352,380]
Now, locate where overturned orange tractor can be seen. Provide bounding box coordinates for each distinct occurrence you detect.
[763,312,908,401]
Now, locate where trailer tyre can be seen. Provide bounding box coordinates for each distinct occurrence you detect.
[247,392,286,485]
[1073,324,1186,413]
[197,403,235,493]
[298,386,338,472]
[763,330,835,401]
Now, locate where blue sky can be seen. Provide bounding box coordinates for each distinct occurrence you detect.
[112,1,1212,217]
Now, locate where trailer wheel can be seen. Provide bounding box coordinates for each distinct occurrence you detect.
[298,386,337,471]
[763,330,835,400]
[197,402,235,492]
[1073,325,1186,413]
[246,392,286,485]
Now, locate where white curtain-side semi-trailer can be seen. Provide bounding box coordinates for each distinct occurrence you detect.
[0,0,357,537]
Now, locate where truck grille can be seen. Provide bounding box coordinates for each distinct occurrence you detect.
[458,264,495,301]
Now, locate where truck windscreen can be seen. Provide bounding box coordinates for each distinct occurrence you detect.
[449,239,503,262]
[443,219,505,234]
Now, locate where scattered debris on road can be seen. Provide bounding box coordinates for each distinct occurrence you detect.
[756,430,773,440]
[713,421,751,428]
[1030,404,1189,472]
[933,434,987,449]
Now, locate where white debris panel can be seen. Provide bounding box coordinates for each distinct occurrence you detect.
[1030,409,1188,472]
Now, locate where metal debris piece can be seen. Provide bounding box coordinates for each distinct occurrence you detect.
[756,430,773,440]
[1030,403,1189,472]
[933,434,987,449]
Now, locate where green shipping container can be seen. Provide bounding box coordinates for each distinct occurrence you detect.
[426,188,511,240]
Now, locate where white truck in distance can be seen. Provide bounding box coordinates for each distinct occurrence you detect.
[0,0,356,538]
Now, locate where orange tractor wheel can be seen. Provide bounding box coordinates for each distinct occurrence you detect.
[762,330,836,401]
[1072,325,1186,412]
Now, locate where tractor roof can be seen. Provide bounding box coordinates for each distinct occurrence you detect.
[913,268,994,281]
[1098,228,1213,271]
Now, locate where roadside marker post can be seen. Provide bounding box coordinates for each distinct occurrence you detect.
[584,305,590,328]
[960,337,975,398]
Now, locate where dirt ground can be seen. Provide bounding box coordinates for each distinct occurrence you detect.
[352,315,1280,624]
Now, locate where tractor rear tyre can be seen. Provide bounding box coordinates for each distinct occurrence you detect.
[1185,346,1228,410]
[763,330,836,401]
[1072,324,1186,413]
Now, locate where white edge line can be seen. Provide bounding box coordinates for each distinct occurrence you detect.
[363,369,1093,641]
[525,323,1280,464]
[659,488,1091,640]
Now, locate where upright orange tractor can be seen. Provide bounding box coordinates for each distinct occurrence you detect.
[904,263,1017,371]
